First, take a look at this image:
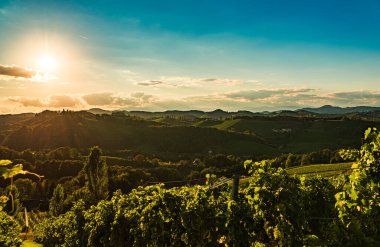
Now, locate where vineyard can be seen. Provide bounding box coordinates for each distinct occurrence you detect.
[1,128,380,246]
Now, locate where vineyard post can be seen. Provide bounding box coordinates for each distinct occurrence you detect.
[231,174,239,201]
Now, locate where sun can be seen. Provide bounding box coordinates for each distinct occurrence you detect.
[38,53,57,73]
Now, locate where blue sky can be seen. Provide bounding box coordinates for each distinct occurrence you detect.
[1,0,380,113]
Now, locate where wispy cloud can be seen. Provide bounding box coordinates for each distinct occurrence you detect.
[137,80,164,86]
[8,95,81,107]
[226,88,316,101]
[0,64,36,79]
[136,76,253,88]
[82,92,155,107]
[328,91,380,105]
[79,35,88,40]
[120,69,138,76]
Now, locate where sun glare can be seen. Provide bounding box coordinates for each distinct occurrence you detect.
[38,53,57,72]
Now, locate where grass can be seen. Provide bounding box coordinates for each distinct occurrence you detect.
[286,162,353,177]
[212,119,241,130]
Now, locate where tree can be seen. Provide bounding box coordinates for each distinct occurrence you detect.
[285,154,297,168]
[49,184,66,216]
[83,147,109,202]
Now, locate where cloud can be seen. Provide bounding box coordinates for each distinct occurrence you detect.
[330,91,380,100]
[136,76,248,88]
[159,88,331,111]
[134,76,261,90]
[0,64,36,78]
[82,93,115,105]
[216,89,380,109]
[8,97,44,107]
[48,95,81,107]
[120,69,138,76]
[79,35,88,40]
[226,88,315,101]
[137,80,164,86]
[328,91,380,105]
[82,92,155,107]
[8,95,81,107]
[164,76,245,87]
[202,78,217,82]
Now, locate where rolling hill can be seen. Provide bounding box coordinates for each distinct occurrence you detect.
[0,109,379,158]
[0,110,277,157]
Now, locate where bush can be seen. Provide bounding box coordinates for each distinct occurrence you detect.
[34,200,87,247]
[0,211,22,247]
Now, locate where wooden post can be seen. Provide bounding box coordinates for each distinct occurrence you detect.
[232,174,239,201]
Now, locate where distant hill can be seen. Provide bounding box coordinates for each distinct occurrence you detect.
[87,108,112,115]
[0,111,277,157]
[301,105,380,114]
[125,110,205,119]
[86,108,316,120]
[1,110,379,158]
[83,106,380,120]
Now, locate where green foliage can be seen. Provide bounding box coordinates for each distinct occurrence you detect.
[1,159,42,214]
[0,159,40,247]
[36,186,229,246]
[34,200,87,247]
[335,127,380,243]
[0,211,22,247]
[23,127,380,246]
[83,146,109,203]
[242,160,306,246]
[37,161,349,247]
[49,184,66,216]
[0,185,22,216]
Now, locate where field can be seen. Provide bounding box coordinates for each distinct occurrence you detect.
[286,162,353,177]
[239,162,354,185]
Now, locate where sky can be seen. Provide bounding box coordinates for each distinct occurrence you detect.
[1,0,380,113]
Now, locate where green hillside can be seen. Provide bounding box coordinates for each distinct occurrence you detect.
[0,111,378,158]
[204,118,378,153]
[0,111,278,157]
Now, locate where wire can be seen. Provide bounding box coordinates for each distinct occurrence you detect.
[208,178,233,190]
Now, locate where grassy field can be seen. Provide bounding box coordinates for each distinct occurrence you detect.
[212,119,241,130]
[286,162,353,177]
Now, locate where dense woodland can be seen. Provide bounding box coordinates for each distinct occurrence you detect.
[1,110,380,246]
